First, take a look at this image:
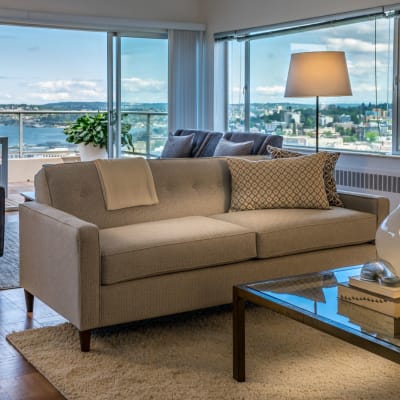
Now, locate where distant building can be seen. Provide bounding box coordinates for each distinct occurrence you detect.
[284,111,301,125]
[339,114,352,123]
[319,115,333,126]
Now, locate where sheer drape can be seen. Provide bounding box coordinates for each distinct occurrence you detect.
[168,29,204,133]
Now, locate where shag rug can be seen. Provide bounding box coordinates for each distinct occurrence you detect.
[7,306,400,400]
[0,216,19,289]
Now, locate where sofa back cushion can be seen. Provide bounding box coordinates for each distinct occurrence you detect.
[35,158,231,229]
[224,132,283,155]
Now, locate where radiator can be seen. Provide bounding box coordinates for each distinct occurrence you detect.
[335,169,400,194]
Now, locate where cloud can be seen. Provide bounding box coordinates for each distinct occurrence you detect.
[30,80,98,91]
[0,93,12,100]
[122,77,166,93]
[291,43,327,52]
[27,46,40,52]
[332,19,391,38]
[347,59,389,77]
[26,79,105,102]
[352,83,388,93]
[30,92,71,101]
[23,78,166,104]
[325,38,389,53]
[255,85,285,96]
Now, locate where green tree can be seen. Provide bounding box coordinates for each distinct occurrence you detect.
[336,126,345,135]
[365,131,378,142]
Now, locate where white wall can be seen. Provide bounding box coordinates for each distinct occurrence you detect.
[0,0,204,25]
[9,158,62,182]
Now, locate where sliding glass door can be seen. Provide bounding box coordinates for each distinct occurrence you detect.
[109,33,168,158]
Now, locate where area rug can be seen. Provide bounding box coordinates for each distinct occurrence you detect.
[5,198,19,211]
[7,306,400,400]
[0,217,19,289]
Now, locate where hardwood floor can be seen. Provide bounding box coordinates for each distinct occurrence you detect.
[0,212,66,400]
[0,288,67,399]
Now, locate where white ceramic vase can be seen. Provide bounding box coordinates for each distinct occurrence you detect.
[375,203,400,277]
[78,143,108,162]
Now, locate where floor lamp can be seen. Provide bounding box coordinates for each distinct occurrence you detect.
[284,51,352,152]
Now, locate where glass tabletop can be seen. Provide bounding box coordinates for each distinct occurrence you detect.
[247,265,400,348]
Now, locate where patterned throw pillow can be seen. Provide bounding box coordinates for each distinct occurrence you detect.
[267,146,344,207]
[227,153,329,211]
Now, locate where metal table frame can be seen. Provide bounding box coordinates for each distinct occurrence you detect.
[233,272,400,382]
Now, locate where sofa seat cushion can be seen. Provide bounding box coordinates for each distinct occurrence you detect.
[100,216,256,285]
[211,207,376,259]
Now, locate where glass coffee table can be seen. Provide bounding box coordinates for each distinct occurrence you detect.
[233,265,400,382]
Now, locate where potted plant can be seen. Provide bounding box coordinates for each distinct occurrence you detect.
[64,112,134,161]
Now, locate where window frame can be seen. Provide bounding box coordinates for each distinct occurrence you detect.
[220,7,400,155]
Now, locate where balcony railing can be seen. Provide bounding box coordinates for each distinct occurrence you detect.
[0,110,168,159]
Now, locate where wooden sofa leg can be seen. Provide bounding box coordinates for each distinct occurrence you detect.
[79,330,91,352]
[24,290,34,313]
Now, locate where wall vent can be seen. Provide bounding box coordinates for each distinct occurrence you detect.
[335,169,400,194]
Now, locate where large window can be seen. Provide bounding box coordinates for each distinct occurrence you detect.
[225,13,397,154]
[120,36,168,157]
[0,25,107,158]
[0,25,170,159]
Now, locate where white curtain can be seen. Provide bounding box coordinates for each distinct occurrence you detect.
[213,40,228,132]
[168,29,205,133]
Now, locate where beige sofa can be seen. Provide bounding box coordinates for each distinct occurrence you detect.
[19,157,389,351]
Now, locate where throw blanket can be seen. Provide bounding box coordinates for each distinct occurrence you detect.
[94,158,159,210]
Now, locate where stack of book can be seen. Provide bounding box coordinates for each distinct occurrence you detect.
[338,276,400,336]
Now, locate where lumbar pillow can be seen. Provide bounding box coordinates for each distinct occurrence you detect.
[227,153,329,211]
[160,133,194,158]
[213,138,254,156]
[267,145,343,207]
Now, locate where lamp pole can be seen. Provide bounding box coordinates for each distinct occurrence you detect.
[315,95,319,153]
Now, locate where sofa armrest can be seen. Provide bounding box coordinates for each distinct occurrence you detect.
[338,190,390,227]
[19,202,100,331]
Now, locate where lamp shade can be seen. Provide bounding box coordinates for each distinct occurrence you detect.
[284,51,352,97]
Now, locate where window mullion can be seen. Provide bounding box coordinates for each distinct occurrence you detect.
[393,16,400,154]
[244,40,250,132]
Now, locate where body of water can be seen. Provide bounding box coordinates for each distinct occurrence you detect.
[0,125,70,149]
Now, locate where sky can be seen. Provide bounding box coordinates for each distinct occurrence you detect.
[229,17,394,106]
[0,25,168,104]
[0,18,393,107]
